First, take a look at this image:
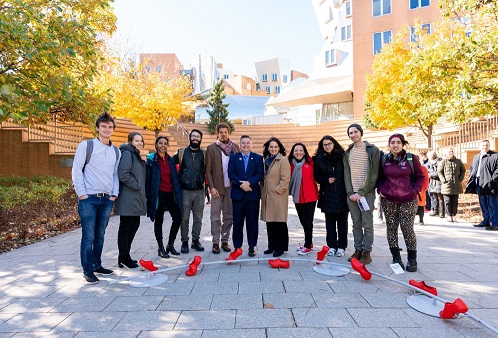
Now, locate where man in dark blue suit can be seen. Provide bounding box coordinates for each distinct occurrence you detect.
[228,135,264,257]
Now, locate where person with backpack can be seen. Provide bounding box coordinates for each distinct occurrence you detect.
[114,132,146,269]
[437,148,466,223]
[377,134,425,272]
[72,112,120,284]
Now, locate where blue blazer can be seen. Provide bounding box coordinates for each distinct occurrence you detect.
[228,151,263,201]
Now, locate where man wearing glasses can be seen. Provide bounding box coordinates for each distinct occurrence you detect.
[343,124,380,264]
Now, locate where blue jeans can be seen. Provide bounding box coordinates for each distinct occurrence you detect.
[78,196,114,274]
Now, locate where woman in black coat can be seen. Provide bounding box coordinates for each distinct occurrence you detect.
[313,135,349,257]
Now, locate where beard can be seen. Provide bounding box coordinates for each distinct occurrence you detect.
[190,140,201,149]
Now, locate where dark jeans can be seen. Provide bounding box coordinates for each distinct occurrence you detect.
[78,196,114,274]
[416,206,425,223]
[154,191,182,245]
[118,216,140,257]
[295,201,316,249]
[430,192,444,215]
[324,211,349,250]
[232,197,259,248]
[443,194,459,217]
[266,221,289,252]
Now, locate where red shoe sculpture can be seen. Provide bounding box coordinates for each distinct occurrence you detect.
[268,258,290,269]
[225,248,243,261]
[351,258,372,281]
[139,259,158,272]
[316,246,329,263]
[185,256,202,276]
[439,298,468,319]
[409,279,438,296]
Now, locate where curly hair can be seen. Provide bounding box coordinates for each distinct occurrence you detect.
[263,137,286,158]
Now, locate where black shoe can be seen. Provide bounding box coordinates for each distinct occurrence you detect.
[158,245,170,258]
[118,255,139,269]
[248,246,256,257]
[473,223,488,227]
[221,243,231,252]
[273,250,283,257]
[181,241,189,254]
[264,248,274,255]
[93,267,114,275]
[486,226,498,231]
[83,272,99,284]
[191,239,205,252]
[406,250,417,272]
[166,244,181,256]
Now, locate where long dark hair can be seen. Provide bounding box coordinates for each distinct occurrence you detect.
[128,131,144,146]
[315,135,344,157]
[288,142,311,163]
[263,137,286,158]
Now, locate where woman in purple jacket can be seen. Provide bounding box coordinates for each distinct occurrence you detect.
[377,134,425,272]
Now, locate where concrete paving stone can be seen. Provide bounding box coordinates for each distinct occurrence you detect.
[283,281,332,293]
[328,327,399,337]
[112,310,181,331]
[175,272,220,284]
[138,330,202,338]
[239,261,268,273]
[103,295,164,312]
[263,292,315,309]
[217,271,261,283]
[201,328,265,338]
[0,315,15,326]
[51,296,116,313]
[420,271,479,282]
[455,328,498,338]
[403,307,484,329]
[336,279,382,293]
[392,327,465,337]
[311,293,366,308]
[5,285,62,299]
[175,310,235,330]
[75,331,139,338]
[361,292,411,308]
[0,276,21,288]
[46,285,107,298]
[260,270,303,282]
[235,309,295,328]
[0,299,16,312]
[325,280,349,293]
[157,294,213,311]
[266,327,332,337]
[12,332,77,337]
[238,281,285,294]
[99,283,149,297]
[191,282,238,295]
[52,312,125,332]
[1,298,66,314]
[142,283,194,296]
[370,279,418,293]
[211,294,262,310]
[0,313,70,332]
[299,270,346,282]
[292,308,357,328]
[347,308,417,328]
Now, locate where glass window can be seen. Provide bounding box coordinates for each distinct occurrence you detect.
[272,73,278,81]
[341,25,352,41]
[155,66,162,72]
[223,74,229,79]
[325,49,337,66]
[410,23,431,42]
[321,102,354,122]
[373,0,391,17]
[410,0,430,9]
[145,66,151,72]
[265,86,271,94]
[283,75,288,83]
[262,74,268,82]
[373,30,392,54]
[345,1,352,16]
[275,86,280,94]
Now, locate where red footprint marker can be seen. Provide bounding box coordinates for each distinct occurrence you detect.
[439,298,468,319]
[225,248,243,262]
[409,279,438,296]
[139,259,158,272]
[350,258,372,280]
[316,246,329,264]
[185,256,202,276]
[268,258,290,269]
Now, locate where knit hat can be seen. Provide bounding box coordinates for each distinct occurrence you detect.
[388,133,406,145]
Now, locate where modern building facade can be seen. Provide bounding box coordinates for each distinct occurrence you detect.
[254,58,291,96]
[139,53,183,79]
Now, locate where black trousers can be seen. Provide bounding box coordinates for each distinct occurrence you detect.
[416,206,425,223]
[295,201,316,248]
[154,191,182,245]
[118,215,140,257]
[443,194,459,217]
[324,211,349,250]
[266,221,289,252]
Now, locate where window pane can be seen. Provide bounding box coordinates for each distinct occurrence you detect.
[373,33,382,54]
[347,25,352,39]
[383,30,392,44]
[346,1,351,16]
[410,0,419,9]
[421,0,430,6]
[383,0,391,14]
[373,0,381,16]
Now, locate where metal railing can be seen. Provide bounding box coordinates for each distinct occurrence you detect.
[174,119,190,138]
[0,119,83,153]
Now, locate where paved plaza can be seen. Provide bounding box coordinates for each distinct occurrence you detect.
[0,199,497,337]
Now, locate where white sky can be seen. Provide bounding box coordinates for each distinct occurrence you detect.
[112,0,323,76]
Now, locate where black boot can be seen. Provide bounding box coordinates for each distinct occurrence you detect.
[181,241,189,254]
[166,243,180,256]
[389,247,405,270]
[191,239,205,252]
[406,250,417,272]
[118,255,138,268]
[158,244,170,258]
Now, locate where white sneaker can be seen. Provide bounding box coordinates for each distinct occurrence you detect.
[327,248,337,256]
[336,248,345,257]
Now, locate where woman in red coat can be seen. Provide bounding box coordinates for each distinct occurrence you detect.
[289,143,319,255]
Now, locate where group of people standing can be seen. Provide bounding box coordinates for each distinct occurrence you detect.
[76,112,479,284]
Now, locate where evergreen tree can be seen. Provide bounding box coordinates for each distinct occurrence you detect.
[206,80,234,134]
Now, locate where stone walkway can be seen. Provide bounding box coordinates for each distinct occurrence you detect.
[0,199,497,337]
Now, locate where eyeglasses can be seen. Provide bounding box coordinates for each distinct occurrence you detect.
[323,142,333,147]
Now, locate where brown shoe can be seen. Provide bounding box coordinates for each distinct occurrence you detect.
[359,251,372,265]
[221,243,231,252]
[212,243,220,254]
[348,249,363,262]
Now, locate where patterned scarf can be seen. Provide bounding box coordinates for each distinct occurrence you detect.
[216,139,236,156]
[264,154,277,175]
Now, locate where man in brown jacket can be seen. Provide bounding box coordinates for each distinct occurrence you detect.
[205,123,240,254]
